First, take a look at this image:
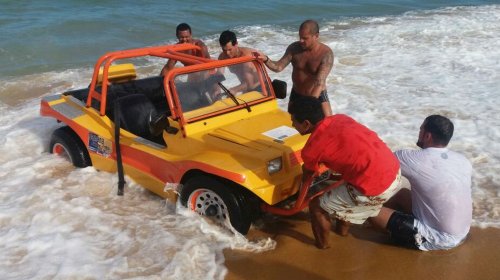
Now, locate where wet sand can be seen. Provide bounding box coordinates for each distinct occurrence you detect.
[224,212,500,280]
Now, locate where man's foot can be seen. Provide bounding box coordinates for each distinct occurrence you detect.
[314,241,330,249]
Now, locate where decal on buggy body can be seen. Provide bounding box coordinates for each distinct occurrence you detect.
[262,126,298,141]
[88,132,112,157]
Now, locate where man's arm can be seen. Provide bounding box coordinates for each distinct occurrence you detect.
[197,40,211,59]
[217,52,226,60]
[229,73,251,94]
[394,150,416,179]
[310,48,334,98]
[160,59,177,76]
[302,165,315,184]
[229,64,257,94]
[259,44,295,73]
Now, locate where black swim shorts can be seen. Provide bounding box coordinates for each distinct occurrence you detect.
[386,211,425,249]
[290,88,329,103]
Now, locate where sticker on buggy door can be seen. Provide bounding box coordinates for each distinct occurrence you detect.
[88,132,112,157]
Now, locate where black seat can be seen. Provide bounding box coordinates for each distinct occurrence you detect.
[114,94,166,146]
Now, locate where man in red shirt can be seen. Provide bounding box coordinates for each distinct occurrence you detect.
[289,96,401,249]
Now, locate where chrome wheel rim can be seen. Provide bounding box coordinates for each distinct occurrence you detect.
[188,188,230,225]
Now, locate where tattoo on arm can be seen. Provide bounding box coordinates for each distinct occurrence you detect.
[265,46,293,72]
[313,50,334,90]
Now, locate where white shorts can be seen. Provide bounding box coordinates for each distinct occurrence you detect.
[319,170,401,224]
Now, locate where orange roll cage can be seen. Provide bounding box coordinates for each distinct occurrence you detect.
[261,173,345,216]
[85,44,274,129]
[86,43,209,116]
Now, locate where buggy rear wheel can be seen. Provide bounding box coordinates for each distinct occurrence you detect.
[49,126,91,168]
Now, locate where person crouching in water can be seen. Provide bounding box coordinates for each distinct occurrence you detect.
[289,96,401,249]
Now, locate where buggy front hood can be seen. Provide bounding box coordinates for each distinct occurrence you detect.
[207,114,297,149]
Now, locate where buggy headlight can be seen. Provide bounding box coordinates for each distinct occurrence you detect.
[267,157,282,174]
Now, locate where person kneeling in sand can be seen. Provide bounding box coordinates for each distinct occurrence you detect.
[289,96,401,249]
[370,115,473,250]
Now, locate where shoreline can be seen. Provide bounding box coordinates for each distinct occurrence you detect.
[224,213,500,280]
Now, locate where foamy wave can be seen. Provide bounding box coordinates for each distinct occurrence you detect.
[224,5,500,227]
[0,5,499,279]
[2,6,499,229]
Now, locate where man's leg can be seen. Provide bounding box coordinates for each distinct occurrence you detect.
[321,102,332,116]
[369,207,396,231]
[335,218,350,236]
[384,188,412,214]
[368,182,405,231]
[309,196,332,249]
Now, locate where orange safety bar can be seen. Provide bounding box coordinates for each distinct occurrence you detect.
[85,44,273,140]
[150,51,211,65]
[261,174,345,216]
[86,44,204,116]
[166,49,213,63]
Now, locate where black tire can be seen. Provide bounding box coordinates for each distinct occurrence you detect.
[180,175,253,234]
[49,126,91,168]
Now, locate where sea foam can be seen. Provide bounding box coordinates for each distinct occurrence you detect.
[0,5,499,279]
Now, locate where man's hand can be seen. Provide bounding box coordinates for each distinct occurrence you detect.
[301,165,316,188]
[252,51,268,63]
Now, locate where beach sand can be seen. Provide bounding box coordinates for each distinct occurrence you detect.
[224,212,499,280]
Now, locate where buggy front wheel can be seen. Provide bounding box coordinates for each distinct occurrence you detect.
[180,175,253,234]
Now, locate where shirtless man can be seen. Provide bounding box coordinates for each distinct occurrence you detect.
[160,23,210,76]
[259,20,334,116]
[218,30,260,94]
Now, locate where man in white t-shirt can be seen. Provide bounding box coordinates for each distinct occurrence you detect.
[370,115,473,250]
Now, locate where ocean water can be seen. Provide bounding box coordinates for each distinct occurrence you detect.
[1,1,499,279]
